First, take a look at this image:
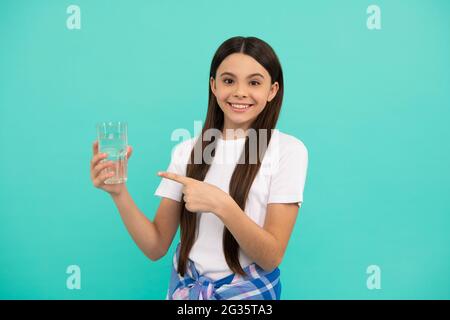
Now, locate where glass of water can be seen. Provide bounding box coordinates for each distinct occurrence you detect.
[96,121,128,184]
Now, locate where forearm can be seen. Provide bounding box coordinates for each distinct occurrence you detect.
[110,188,162,260]
[216,200,282,271]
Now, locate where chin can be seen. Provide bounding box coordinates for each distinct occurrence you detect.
[229,114,256,124]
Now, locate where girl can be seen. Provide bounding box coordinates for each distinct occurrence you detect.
[90,36,308,300]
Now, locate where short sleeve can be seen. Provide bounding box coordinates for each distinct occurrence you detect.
[267,139,308,207]
[154,139,194,202]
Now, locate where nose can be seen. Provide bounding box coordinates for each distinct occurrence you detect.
[233,83,248,98]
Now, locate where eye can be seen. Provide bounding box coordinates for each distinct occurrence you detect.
[223,78,260,86]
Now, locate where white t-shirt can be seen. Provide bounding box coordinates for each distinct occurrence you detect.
[154,129,308,280]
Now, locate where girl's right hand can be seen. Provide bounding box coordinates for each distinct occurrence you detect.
[90,140,133,196]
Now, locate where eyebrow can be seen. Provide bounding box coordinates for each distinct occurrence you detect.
[219,72,264,79]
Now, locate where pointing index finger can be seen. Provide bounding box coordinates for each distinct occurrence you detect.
[157,171,192,185]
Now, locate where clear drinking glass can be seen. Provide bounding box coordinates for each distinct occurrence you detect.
[96,121,128,184]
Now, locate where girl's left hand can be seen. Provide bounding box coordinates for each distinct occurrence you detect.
[157,171,232,215]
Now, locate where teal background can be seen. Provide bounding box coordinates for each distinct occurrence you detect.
[1,0,449,299]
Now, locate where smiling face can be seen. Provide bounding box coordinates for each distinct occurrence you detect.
[210,53,279,138]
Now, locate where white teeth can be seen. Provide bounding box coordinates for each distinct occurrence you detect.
[230,103,252,109]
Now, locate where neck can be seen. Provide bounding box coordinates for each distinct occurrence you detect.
[221,127,250,140]
[221,119,252,140]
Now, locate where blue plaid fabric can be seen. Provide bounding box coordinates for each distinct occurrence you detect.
[166,242,281,300]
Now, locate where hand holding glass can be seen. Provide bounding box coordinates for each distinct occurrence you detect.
[96,121,128,184]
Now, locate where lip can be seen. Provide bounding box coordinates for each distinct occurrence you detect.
[227,102,254,113]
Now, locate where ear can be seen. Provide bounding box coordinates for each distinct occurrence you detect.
[267,81,279,103]
[210,77,217,96]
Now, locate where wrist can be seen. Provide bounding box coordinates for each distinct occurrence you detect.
[110,186,128,200]
[215,194,237,221]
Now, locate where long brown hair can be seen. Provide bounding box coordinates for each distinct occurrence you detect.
[177,36,284,276]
